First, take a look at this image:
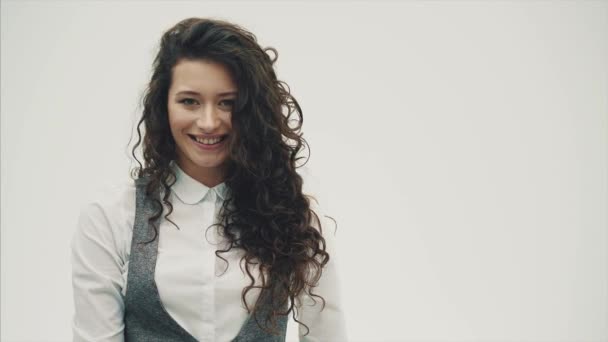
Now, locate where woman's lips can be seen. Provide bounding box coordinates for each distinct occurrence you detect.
[189,134,227,151]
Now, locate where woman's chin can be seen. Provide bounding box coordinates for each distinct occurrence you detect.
[190,157,228,169]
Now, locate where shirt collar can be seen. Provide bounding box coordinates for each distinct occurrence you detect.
[170,160,228,204]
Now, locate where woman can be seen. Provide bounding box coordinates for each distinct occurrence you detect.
[70,17,347,342]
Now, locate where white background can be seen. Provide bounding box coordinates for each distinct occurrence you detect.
[1,0,607,341]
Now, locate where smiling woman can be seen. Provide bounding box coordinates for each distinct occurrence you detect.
[168,59,236,188]
[70,17,347,342]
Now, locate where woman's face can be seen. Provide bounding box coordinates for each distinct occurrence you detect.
[167,58,236,186]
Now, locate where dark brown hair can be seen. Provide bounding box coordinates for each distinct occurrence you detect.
[129,17,335,336]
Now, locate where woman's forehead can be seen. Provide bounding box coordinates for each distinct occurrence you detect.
[170,59,237,94]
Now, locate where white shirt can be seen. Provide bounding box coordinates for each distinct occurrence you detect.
[70,162,347,342]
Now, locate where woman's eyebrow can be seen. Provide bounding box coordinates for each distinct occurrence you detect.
[176,90,237,96]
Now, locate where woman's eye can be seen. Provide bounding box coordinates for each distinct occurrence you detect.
[219,99,235,108]
[179,98,198,106]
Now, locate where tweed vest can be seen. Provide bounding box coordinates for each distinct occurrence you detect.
[124,176,288,341]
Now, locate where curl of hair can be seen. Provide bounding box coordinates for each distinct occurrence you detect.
[128,17,336,336]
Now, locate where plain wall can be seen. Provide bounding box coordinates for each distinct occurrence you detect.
[1,0,606,341]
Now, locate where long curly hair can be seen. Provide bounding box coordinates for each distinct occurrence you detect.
[128,17,334,336]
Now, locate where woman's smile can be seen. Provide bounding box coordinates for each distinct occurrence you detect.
[188,134,228,151]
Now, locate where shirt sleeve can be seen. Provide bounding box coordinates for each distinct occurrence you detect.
[71,199,126,342]
[297,201,348,342]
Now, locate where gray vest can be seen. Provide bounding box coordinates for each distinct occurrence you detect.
[124,176,288,341]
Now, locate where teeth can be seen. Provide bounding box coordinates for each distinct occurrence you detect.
[194,136,222,145]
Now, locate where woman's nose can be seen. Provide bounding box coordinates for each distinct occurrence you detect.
[196,105,221,130]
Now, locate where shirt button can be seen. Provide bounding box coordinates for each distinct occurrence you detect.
[205,190,216,203]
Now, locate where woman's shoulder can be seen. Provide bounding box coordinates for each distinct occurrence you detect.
[75,178,138,243]
[72,178,139,274]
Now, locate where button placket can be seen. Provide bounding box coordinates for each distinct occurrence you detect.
[201,189,217,340]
